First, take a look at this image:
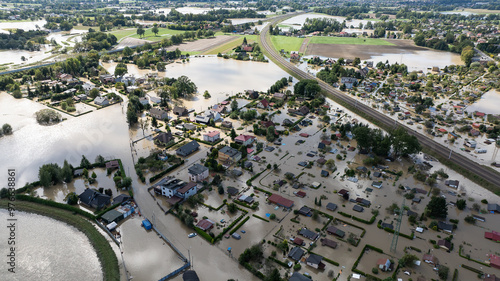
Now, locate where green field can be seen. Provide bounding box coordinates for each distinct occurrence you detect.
[270,35,305,53]
[108,29,137,41]
[130,28,186,40]
[310,36,394,46]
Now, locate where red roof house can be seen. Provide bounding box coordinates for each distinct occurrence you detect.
[475,111,486,117]
[299,133,309,138]
[196,219,214,231]
[257,99,269,109]
[293,237,304,245]
[490,254,500,269]
[268,194,294,208]
[485,231,500,242]
[295,191,306,198]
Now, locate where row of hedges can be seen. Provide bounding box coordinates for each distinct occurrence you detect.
[246,168,268,186]
[268,256,289,268]
[233,200,259,210]
[15,195,96,220]
[214,209,248,242]
[310,252,340,266]
[377,223,414,240]
[252,214,269,222]
[229,216,250,235]
[253,186,272,196]
[335,217,366,239]
[194,227,215,244]
[458,246,491,267]
[303,206,333,231]
[351,244,384,281]
[16,181,41,194]
[461,264,483,274]
[338,211,377,225]
[149,160,185,183]
[242,262,265,280]
[164,137,185,150]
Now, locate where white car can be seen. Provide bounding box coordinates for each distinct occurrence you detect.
[188,233,197,238]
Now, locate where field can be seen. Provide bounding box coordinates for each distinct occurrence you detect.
[129,28,186,40]
[108,28,137,41]
[306,39,426,60]
[270,35,305,53]
[309,36,395,46]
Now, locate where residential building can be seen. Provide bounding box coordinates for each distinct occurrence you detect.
[257,99,269,109]
[438,239,452,251]
[377,259,392,271]
[299,228,319,240]
[288,246,305,261]
[221,121,233,128]
[485,231,500,242]
[289,272,310,281]
[235,134,256,146]
[173,106,188,116]
[488,204,500,213]
[445,180,459,188]
[195,115,211,125]
[423,254,439,265]
[176,182,198,199]
[268,194,294,208]
[176,141,200,157]
[150,108,169,120]
[188,164,209,182]
[273,92,286,100]
[326,203,337,211]
[490,254,500,269]
[154,132,174,146]
[320,238,337,249]
[438,221,454,233]
[78,188,111,209]
[196,219,214,231]
[94,96,109,106]
[306,254,325,269]
[218,146,242,164]
[292,237,304,246]
[203,131,220,143]
[326,226,345,238]
[153,177,186,197]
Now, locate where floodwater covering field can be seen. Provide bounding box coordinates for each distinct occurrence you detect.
[0,210,102,280]
[465,89,500,114]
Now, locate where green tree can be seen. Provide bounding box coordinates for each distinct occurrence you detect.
[426,197,448,219]
[38,163,62,188]
[269,213,276,220]
[265,268,281,281]
[461,46,474,67]
[80,155,91,169]
[231,99,238,112]
[61,160,73,183]
[203,90,211,99]
[353,57,361,67]
[66,192,78,205]
[227,203,238,214]
[151,24,159,36]
[399,254,418,267]
[391,127,421,157]
[266,126,276,142]
[114,62,128,76]
[456,199,466,210]
[230,128,237,140]
[172,76,197,98]
[218,185,224,195]
[137,26,145,38]
[353,126,372,150]
[122,46,133,57]
[438,265,449,280]
[2,123,12,135]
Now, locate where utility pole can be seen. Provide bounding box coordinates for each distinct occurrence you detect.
[390,199,405,253]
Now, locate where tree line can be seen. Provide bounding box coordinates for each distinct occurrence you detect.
[0,29,47,51]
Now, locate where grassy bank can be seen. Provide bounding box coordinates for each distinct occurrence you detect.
[0,199,120,281]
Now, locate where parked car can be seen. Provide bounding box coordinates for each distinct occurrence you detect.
[188,233,197,238]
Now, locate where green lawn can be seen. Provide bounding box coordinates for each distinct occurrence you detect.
[130,28,186,40]
[108,29,137,41]
[270,35,305,53]
[310,36,394,46]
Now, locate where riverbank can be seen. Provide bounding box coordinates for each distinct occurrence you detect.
[0,199,120,281]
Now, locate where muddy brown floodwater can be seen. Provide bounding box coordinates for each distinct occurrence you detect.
[0,210,102,280]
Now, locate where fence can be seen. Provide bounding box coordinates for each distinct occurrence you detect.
[158,262,191,281]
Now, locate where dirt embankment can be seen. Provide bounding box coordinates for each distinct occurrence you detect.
[305,39,428,60]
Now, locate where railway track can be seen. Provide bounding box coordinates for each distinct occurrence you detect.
[260,16,500,190]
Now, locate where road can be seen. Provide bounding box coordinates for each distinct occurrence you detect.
[260,16,500,191]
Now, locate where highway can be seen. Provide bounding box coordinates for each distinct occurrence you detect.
[259,16,500,190]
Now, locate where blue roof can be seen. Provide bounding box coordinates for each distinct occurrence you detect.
[142,219,152,230]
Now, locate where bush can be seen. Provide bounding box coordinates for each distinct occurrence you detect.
[372,268,379,274]
[294,263,301,270]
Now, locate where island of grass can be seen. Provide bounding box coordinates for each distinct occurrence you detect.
[270,35,305,53]
[310,36,395,46]
[0,199,120,281]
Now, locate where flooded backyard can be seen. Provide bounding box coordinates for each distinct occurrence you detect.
[465,89,500,114]
[0,210,102,280]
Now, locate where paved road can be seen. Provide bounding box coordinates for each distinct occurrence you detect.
[260,16,500,191]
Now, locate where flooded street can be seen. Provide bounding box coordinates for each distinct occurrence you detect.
[0,210,102,280]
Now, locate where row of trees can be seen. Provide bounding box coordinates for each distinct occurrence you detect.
[353,125,421,157]
[0,29,46,51]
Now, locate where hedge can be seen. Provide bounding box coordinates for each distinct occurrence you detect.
[15,195,96,220]
[95,203,122,217]
[452,268,459,281]
[339,211,377,224]
[229,216,250,235]
[214,211,248,242]
[253,186,272,196]
[268,256,289,268]
[377,223,414,240]
[352,244,384,281]
[458,246,491,267]
[338,211,352,218]
[252,214,269,222]
[233,200,259,210]
[16,181,40,194]
[149,160,185,183]
[243,262,265,280]
[246,168,268,186]
[194,227,215,244]
[461,264,483,274]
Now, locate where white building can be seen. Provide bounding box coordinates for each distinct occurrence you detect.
[188,164,209,182]
[203,131,220,143]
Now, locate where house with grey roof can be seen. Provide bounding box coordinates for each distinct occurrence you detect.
[288,246,305,261]
[188,164,209,182]
[176,141,200,157]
